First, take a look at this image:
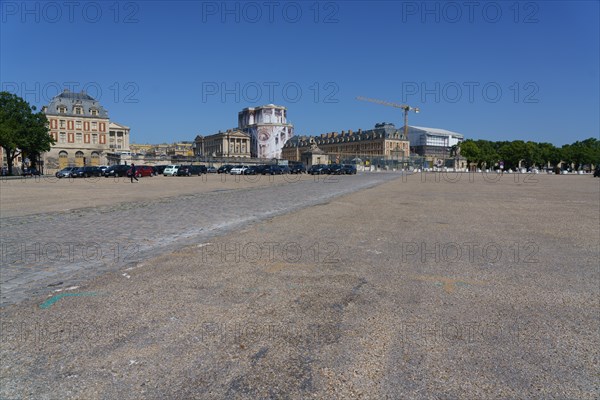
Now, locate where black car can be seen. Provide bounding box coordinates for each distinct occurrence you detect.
[73,166,103,178]
[342,164,357,175]
[289,164,306,174]
[22,167,41,176]
[594,165,600,177]
[279,165,290,174]
[243,165,261,175]
[104,165,130,177]
[217,165,234,174]
[308,164,330,175]
[177,165,206,176]
[261,165,283,175]
[328,164,344,175]
[153,165,168,175]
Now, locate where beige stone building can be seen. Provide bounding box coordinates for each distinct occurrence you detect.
[282,122,410,163]
[42,89,130,172]
[194,129,251,158]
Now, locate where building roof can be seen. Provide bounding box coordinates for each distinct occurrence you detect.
[109,122,129,130]
[409,126,464,138]
[240,104,287,112]
[44,89,109,118]
[283,123,407,148]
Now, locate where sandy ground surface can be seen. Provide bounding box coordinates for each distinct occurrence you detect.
[1,173,599,399]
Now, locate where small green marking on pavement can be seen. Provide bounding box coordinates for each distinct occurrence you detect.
[40,292,99,309]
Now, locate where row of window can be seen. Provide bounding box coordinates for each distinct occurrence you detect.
[53,132,107,145]
[50,119,106,132]
[57,106,99,116]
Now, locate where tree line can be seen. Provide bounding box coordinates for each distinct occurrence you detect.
[459,138,600,170]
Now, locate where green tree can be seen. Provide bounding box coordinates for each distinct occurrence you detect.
[0,92,53,175]
[458,140,481,165]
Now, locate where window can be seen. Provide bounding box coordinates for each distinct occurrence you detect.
[74,107,83,115]
[76,133,82,143]
[91,121,97,131]
[90,109,99,116]
[59,120,66,128]
[59,132,66,143]
[76,121,82,129]
[92,134,98,144]
[58,106,67,114]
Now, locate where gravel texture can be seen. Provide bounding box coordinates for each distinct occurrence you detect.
[1,172,598,399]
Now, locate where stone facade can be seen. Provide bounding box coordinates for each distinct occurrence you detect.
[42,89,130,172]
[194,129,251,158]
[281,123,410,162]
[238,104,294,159]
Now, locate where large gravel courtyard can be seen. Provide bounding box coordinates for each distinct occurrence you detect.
[1,172,598,399]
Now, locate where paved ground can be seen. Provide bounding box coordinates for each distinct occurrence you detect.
[1,172,598,399]
[0,172,397,307]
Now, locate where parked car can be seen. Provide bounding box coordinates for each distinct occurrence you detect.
[230,165,249,175]
[308,164,330,175]
[104,165,131,177]
[289,164,306,174]
[594,165,600,177]
[279,165,290,174]
[22,167,41,176]
[243,165,261,175]
[98,165,109,173]
[73,166,103,178]
[56,166,78,178]
[262,165,283,175]
[328,164,345,175]
[206,166,217,173]
[127,165,154,177]
[153,165,168,175]
[342,164,357,175]
[176,165,205,176]
[217,164,234,174]
[163,165,180,176]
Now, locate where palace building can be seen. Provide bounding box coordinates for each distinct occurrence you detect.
[42,89,130,172]
[194,129,251,158]
[281,122,410,162]
[238,104,294,159]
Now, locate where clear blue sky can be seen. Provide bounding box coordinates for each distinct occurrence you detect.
[1,1,598,146]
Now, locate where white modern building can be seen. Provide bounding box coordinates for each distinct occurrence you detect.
[406,126,464,160]
[238,104,294,159]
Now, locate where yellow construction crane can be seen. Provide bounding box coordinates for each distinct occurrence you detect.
[356,96,420,139]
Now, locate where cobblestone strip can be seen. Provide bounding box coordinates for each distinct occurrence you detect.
[1,173,401,306]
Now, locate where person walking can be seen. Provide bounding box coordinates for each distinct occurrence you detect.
[130,163,139,183]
